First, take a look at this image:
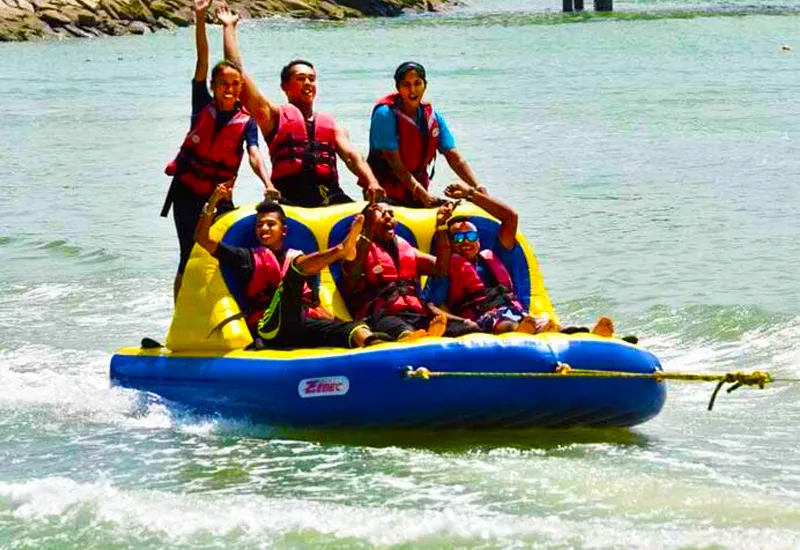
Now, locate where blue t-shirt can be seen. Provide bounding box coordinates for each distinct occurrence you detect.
[191,80,258,148]
[369,104,455,154]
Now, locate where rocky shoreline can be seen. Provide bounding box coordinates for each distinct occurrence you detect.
[0,0,448,42]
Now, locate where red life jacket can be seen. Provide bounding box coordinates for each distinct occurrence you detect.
[366,93,439,204]
[244,247,327,330]
[166,104,250,197]
[447,250,523,319]
[352,236,426,320]
[268,104,338,190]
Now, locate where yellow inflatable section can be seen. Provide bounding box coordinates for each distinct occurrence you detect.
[166,202,558,352]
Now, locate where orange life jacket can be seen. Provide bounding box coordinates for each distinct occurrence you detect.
[352,236,426,320]
[447,250,523,319]
[245,247,327,330]
[267,104,338,193]
[366,93,439,204]
[166,104,250,197]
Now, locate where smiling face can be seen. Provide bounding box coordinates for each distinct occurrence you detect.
[211,65,243,111]
[449,220,481,261]
[396,69,427,113]
[281,63,317,110]
[255,211,286,250]
[365,203,396,242]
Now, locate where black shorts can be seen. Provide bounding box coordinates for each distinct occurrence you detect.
[256,260,365,349]
[172,182,232,274]
[276,177,353,208]
[367,311,477,340]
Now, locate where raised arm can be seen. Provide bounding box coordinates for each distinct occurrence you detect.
[217,7,281,137]
[194,182,233,256]
[193,0,211,82]
[433,201,455,277]
[442,149,487,195]
[445,181,518,250]
[334,125,385,203]
[342,224,373,295]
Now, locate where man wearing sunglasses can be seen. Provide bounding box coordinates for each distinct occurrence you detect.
[342,200,479,341]
[429,181,555,334]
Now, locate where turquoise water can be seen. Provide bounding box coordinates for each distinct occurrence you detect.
[1,1,799,547]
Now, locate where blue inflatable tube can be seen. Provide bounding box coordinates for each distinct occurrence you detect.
[110,333,665,429]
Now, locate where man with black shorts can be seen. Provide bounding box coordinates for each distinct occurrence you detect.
[196,185,388,349]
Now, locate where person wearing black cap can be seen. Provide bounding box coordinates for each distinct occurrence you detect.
[365,61,487,208]
[216,7,385,208]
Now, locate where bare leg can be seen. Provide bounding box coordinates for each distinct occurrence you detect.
[173,273,183,304]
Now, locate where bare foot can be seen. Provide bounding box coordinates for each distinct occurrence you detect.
[591,316,614,338]
[427,313,447,338]
[398,329,428,342]
[341,215,364,262]
[516,316,537,334]
[351,326,371,348]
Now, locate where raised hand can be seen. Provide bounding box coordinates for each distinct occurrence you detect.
[415,186,443,208]
[263,187,281,201]
[341,214,365,262]
[209,179,234,205]
[436,200,456,226]
[444,180,471,200]
[216,5,239,26]
[365,183,386,204]
[194,0,211,13]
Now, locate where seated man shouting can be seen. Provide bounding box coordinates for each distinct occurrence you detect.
[342,200,477,341]
[196,184,386,349]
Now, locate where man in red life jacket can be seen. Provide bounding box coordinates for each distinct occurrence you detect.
[342,201,479,341]
[195,184,389,349]
[217,7,385,208]
[366,62,488,208]
[434,181,616,337]
[163,0,278,303]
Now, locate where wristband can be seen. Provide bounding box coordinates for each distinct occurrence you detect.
[436,225,448,232]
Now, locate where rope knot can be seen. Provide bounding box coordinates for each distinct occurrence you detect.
[707,370,774,410]
[406,366,431,380]
[554,362,573,375]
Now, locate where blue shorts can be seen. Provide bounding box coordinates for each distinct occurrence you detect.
[475,304,527,332]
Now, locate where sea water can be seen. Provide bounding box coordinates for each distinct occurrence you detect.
[1,0,799,547]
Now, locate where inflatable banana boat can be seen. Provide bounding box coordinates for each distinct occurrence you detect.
[110,203,665,428]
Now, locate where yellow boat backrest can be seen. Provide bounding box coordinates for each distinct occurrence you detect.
[166,202,555,351]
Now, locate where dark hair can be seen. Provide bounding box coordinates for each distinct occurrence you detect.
[394,61,426,86]
[447,215,471,229]
[280,59,315,85]
[255,200,286,222]
[210,60,242,84]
